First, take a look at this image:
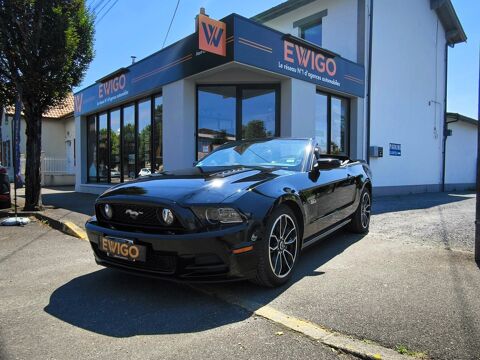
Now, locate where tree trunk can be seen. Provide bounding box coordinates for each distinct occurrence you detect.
[23,103,43,211]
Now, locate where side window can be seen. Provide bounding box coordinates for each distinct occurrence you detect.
[300,20,322,47]
[293,10,327,48]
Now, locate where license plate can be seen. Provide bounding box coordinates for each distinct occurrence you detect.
[99,236,146,262]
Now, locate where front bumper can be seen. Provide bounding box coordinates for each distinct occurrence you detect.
[85,218,261,282]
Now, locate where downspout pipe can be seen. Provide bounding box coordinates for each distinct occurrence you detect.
[441,43,449,192]
[366,0,374,164]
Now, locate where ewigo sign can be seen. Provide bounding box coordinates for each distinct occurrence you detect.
[198,14,226,56]
[233,16,365,98]
[98,74,127,99]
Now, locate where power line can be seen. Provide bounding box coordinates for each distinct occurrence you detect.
[90,0,106,13]
[162,0,181,49]
[94,0,113,21]
[95,0,119,25]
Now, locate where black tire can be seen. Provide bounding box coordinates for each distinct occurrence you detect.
[251,205,301,287]
[348,187,371,234]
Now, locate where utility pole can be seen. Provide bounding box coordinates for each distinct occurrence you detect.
[476,51,480,262]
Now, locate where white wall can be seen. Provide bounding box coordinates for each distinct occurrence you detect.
[369,0,447,191]
[280,78,316,138]
[163,79,196,171]
[445,121,477,186]
[42,118,67,159]
[64,116,76,174]
[262,0,359,62]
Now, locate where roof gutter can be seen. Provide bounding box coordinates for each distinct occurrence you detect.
[441,43,448,192]
[366,0,374,164]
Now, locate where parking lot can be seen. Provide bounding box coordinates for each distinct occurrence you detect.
[0,192,479,360]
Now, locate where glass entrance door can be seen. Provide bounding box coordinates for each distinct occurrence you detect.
[197,85,280,159]
[241,88,277,140]
[314,91,350,155]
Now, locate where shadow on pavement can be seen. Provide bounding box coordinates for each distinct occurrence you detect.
[44,268,251,337]
[44,229,364,338]
[373,191,474,215]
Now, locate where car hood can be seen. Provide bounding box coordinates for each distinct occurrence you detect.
[99,166,292,205]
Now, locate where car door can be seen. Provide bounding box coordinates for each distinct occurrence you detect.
[299,158,352,238]
[331,164,357,210]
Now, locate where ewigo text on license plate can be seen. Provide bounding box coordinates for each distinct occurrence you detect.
[99,237,146,262]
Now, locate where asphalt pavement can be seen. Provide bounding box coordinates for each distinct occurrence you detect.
[0,222,354,360]
[0,191,479,360]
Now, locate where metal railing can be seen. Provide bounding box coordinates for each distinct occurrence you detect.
[41,157,74,175]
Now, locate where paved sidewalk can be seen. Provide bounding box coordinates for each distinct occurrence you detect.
[5,185,96,229]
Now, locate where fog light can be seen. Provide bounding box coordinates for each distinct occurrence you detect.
[161,208,174,225]
[103,204,113,219]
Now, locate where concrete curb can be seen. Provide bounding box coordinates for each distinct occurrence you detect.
[191,286,414,360]
[0,210,88,241]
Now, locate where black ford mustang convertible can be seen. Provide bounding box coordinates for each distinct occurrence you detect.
[86,138,372,287]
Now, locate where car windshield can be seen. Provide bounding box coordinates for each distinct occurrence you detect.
[197,139,311,171]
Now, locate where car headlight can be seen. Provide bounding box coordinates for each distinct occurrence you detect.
[193,207,244,224]
[103,204,113,219]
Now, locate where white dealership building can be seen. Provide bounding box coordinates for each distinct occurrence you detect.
[73,0,473,195]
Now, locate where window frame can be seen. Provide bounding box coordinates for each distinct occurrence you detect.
[195,83,281,161]
[293,9,327,47]
[315,90,351,156]
[299,20,322,46]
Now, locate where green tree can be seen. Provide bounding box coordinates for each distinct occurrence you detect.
[0,0,94,210]
[242,120,267,140]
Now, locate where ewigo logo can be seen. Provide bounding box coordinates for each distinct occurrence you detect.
[198,14,226,56]
[284,40,337,77]
[74,93,83,114]
[202,22,223,47]
[98,74,127,99]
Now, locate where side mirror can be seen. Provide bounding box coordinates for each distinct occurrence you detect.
[315,158,342,170]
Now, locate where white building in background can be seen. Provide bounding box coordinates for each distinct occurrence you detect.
[73,0,471,195]
[0,94,76,186]
[445,113,477,191]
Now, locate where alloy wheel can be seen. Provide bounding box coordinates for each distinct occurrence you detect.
[268,214,298,278]
[361,191,371,228]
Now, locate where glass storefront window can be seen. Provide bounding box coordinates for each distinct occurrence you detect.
[110,109,121,183]
[197,86,236,160]
[241,88,276,140]
[86,94,162,184]
[98,113,108,182]
[314,93,328,153]
[137,99,151,175]
[87,115,97,182]
[330,96,348,154]
[153,96,163,173]
[122,104,135,181]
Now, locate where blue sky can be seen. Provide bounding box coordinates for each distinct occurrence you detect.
[81,0,479,119]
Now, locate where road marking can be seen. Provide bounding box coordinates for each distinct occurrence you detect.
[191,285,409,360]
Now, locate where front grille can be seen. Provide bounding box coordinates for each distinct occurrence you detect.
[109,204,158,225]
[92,242,177,274]
[97,203,183,230]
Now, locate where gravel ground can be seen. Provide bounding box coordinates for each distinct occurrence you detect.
[371,192,476,252]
